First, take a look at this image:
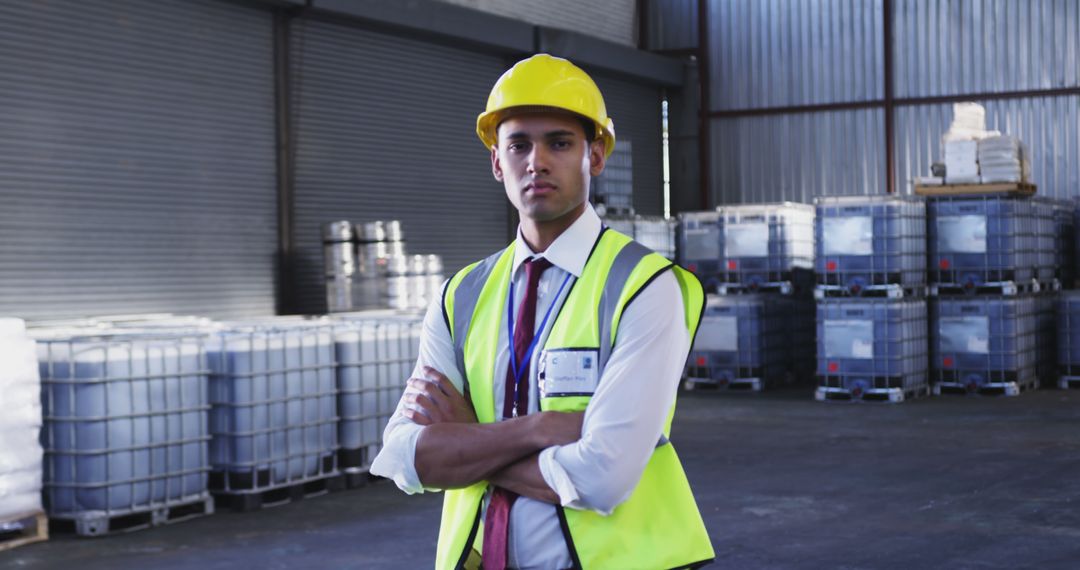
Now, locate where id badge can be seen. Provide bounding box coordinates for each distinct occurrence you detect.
[538,348,601,397]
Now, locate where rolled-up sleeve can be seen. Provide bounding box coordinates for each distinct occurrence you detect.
[538,271,689,515]
[369,286,463,494]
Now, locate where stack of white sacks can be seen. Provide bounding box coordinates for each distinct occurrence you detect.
[978,135,1029,183]
[942,103,988,184]
[939,102,1029,185]
[0,318,44,521]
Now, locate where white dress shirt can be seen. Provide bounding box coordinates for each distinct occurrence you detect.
[370,204,690,568]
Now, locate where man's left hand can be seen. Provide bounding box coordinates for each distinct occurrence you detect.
[404,366,477,426]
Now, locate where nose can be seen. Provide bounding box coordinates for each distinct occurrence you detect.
[527,145,551,176]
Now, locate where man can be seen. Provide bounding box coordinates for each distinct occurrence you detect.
[371,53,714,569]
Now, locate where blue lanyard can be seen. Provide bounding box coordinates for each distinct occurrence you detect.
[507,266,574,395]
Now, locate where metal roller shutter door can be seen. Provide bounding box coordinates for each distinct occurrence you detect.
[0,0,278,321]
[290,18,510,313]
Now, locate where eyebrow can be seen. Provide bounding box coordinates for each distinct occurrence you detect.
[505,129,578,140]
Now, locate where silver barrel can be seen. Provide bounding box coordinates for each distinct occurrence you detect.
[326,275,354,313]
[359,220,404,243]
[424,254,445,310]
[323,221,357,277]
[385,255,412,310]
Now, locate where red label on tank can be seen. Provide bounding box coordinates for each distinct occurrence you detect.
[727,260,737,270]
[939,258,951,270]
[696,356,706,366]
[826,261,837,271]
[687,263,698,272]
[828,362,839,372]
[943,357,954,367]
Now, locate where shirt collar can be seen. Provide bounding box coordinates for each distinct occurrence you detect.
[512,203,602,278]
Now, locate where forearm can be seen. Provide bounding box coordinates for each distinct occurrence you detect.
[488,453,559,504]
[415,414,546,489]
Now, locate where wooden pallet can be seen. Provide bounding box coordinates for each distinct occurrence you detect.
[212,473,345,512]
[815,385,930,403]
[49,496,214,537]
[914,182,1036,197]
[0,511,48,553]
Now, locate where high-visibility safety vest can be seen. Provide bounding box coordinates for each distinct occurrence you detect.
[435,228,715,570]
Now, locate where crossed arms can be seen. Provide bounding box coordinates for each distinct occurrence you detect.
[405,366,583,504]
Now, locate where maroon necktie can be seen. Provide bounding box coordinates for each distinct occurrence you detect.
[482,256,553,570]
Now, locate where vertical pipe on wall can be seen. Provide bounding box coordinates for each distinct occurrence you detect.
[274,8,297,314]
[884,0,896,194]
[697,0,711,208]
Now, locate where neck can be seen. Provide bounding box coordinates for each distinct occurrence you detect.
[519,203,587,253]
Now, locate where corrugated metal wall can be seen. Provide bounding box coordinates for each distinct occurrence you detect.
[593,72,665,216]
[0,0,278,320]
[702,0,1080,206]
[708,0,883,110]
[436,0,638,47]
[289,17,510,314]
[893,0,1080,97]
[711,109,885,204]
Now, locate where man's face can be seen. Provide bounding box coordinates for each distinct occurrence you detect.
[491,113,606,224]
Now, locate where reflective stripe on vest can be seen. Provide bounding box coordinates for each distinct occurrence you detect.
[435,229,715,570]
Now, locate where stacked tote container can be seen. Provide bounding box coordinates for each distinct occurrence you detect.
[816,299,928,402]
[678,211,722,291]
[1057,292,1080,388]
[1054,199,1076,287]
[680,202,816,391]
[930,296,1038,396]
[685,295,790,390]
[815,196,926,297]
[927,194,1051,396]
[1033,199,1058,287]
[327,312,422,477]
[633,216,678,260]
[206,321,341,509]
[715,202,815,294]
[813,195,929,402]
[601,215,679,261]
[1035,292,1058,385]
[678,203,815,295]
[927,196,1039,294]
[33,327,213,535]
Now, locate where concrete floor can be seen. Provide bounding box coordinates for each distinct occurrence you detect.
[5,387,1080,569]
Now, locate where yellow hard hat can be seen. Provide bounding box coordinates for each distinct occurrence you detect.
[477,53,616,158]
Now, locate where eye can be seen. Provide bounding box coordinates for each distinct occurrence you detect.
[508,141,529,152]
[551,139,572,150]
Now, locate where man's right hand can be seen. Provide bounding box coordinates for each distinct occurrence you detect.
[404,366,477,425]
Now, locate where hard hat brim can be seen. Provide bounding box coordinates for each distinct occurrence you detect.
[477,106,616,159]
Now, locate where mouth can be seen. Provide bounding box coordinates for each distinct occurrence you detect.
[525,181,558,195]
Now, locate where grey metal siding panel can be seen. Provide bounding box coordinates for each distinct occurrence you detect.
[593,73,665,216]
[0,0,278,320]
[894,96,1080,199]
[436,0,637,47]
[710,109,886,204]
[893,0,1080,98]
[707,0,884,111]
[646,0,699,51]
[290,18,510,313]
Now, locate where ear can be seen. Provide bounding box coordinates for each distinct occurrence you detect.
[491,145,504,182]
[588,139,607,177]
